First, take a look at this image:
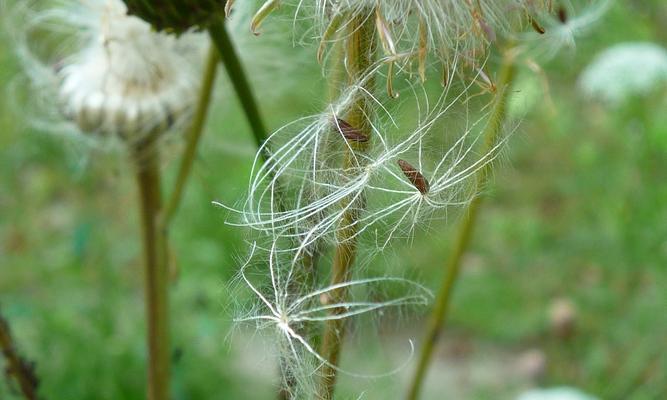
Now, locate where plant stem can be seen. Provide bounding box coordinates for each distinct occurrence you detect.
[318,11,376,400]
[162,45,219,227]
[208,18,269,158]
[208,18,291,213]
[133,143,169,400]
[277,31,350,400]
[0,309,38,400]
[405,50,516,400]
[206,20,298,400]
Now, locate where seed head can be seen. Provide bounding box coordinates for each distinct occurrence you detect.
[57,1,196,140]
[245,0,551,81]
[7,0,201,142]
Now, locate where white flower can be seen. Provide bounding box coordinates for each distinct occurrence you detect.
[578,42,667,105]
[517,387,599,400]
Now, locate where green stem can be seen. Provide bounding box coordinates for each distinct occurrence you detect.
[208,19,269,158]
[162,45,219,227]
[208,17,298,399]
[207,17,291,215]
[0,309,38,400]
[134,143,169,400]
[318,11,376,400]
[405,50,516,400]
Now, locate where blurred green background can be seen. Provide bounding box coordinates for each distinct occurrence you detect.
[1,1,666,399]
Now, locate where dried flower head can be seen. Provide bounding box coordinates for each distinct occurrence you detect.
[238,0,550,79]
[6,0,203,146]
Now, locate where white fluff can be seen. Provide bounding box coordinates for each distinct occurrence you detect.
[5,0,203,144]
[579,42,667,105]
[517,387,599,400]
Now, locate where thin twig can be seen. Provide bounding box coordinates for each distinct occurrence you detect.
[133,142,169,400]
[405,48,517,400]
[208,17,293,216]
[162,45,219,227]
[0,309,39,400]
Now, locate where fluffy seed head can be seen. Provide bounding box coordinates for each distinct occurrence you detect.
[57,1,199,142]
[5,0,203,145]
[242,0,551,79]
[232,243,431,396]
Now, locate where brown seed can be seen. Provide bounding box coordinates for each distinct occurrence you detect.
[397,159,430,195]
[557,6,568,24]
[477,18,496,43]
[530,17,546,34]
[334,118,368,143]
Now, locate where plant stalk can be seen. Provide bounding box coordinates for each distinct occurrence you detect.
[0,309,39,400]
[208,18,291,214]
[277,31,350,400]
[133,143,169,400]
[208,19,269,158]
[318,11,376,400]
[162,45,219,227]
[405,50,516,400]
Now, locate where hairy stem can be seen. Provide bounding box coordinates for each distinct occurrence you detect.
[208,19,269,158]
[0,309,39,400]
[134,143,169,400]
[318,11,376,400]
[405,50,516,400]
[277,32,350,400]
[162,45,219,227]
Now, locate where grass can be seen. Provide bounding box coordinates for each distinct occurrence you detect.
[1,2,666,399]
